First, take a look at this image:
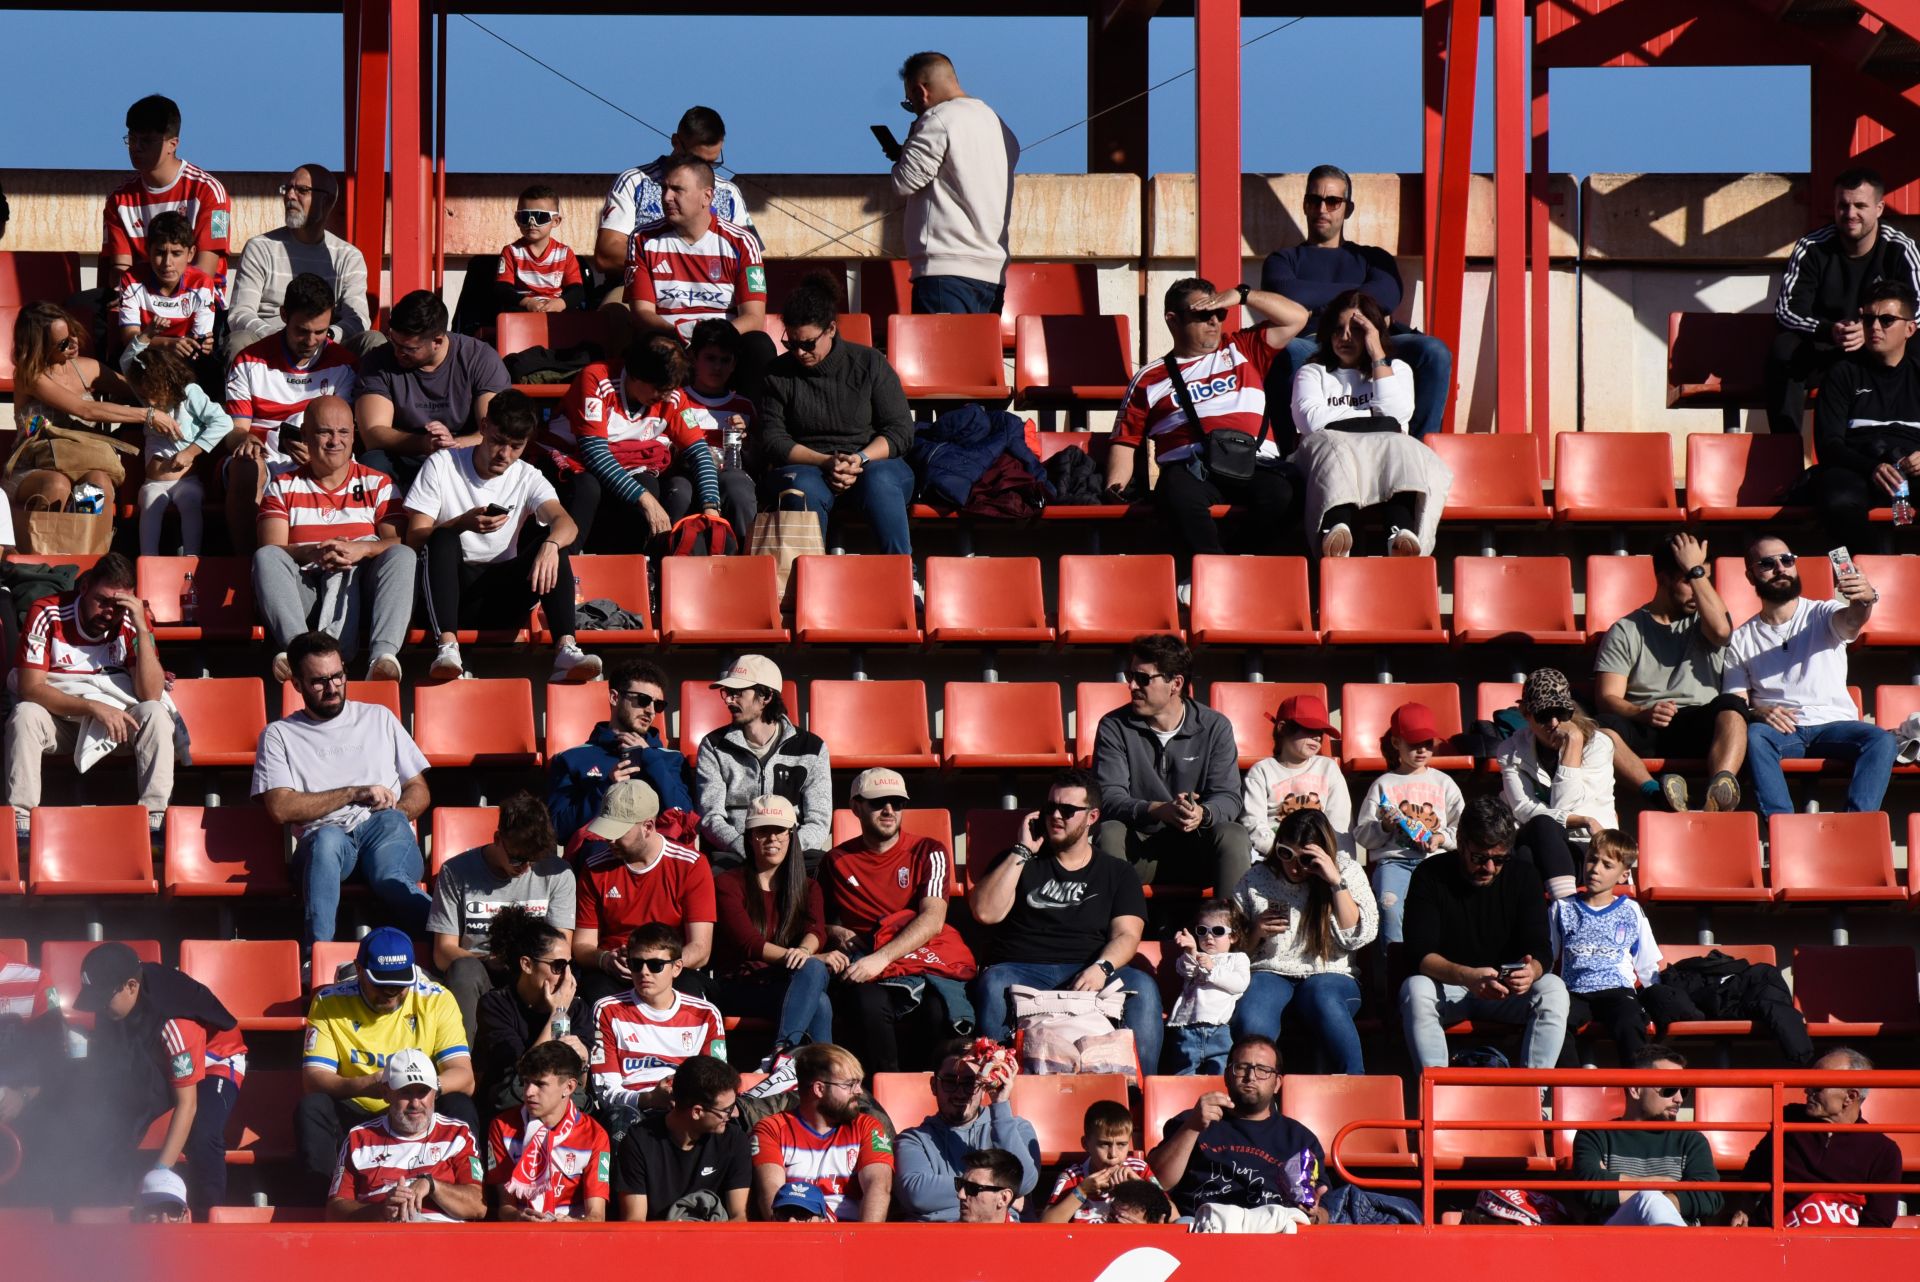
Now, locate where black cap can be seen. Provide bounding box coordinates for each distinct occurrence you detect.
[74,942,142,1013]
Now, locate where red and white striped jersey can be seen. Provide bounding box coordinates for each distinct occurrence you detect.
[159,1016,248,1089]
[17,592,137,678]
[548,367,714,474]
[225,333,360,459]
[623,216,766,340]
[1113,328,1282,466]
[0,963,52,1019]
[259,462,397,545]
[329,1112,482,1220]
[588,990,726,1103]
[575,837,717,954]
[115,265,218,341]
[684,386,755,464]
[751,1110,894,1221]
[102,163,231,290]
[485,1106,611,1218]
[497,239,584,300]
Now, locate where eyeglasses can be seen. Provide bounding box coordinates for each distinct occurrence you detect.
[1530,706,1574,725]
[1465,847,1511,867]
[861,797,908,812]
[122,132,168,148]
[955,1178,1011,1197]
[780,327,833,354]
[514,209,557,226]
[1192,924,1232,937]
[279,183,334,200]
[934,1072,981,1090]
[304,671,348,688]
[616,689,667,711]
[1125,670,1169,689]
[822,1077,864,1092]
[1753,553,1798,573]
[1039,802,1089,819]
[1178,308,1229,324]
[1303,193,1348,209]
[628,956,675,974]
[1225,1062,1280,1080]
[1866,311,1911,329]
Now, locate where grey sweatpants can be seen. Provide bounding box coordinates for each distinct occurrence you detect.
[252,543,414,664]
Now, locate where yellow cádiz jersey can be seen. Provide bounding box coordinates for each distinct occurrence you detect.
[303,973,469,1114]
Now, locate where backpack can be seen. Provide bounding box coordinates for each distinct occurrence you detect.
[665,511,739,557]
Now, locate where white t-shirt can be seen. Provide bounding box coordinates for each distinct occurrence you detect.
[251,701,431,836]
[402,446,559,565]
[1723,598,1858,727]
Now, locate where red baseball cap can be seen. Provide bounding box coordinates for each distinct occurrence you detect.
[1271,693,1335,734]
[1388,701,1441,744]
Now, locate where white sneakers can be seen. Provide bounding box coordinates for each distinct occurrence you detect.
[429,641,464,681]
[429,639,600,683]
[1387,527,1421,557]
[551,641,603,683]
[367,654,402,682]
[1321,523,1354,558]
[271,652,291,683]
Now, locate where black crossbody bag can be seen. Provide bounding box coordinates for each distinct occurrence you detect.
[1163,354,1268,482]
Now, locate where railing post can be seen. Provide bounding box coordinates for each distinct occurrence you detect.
[1770,1080,1785,1229]
[1421,1070,1435,1225]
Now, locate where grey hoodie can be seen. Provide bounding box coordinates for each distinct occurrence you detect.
[1093,699,1244,831]
[694,715,832,867]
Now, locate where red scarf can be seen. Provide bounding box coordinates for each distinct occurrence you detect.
[505,1101,589,1215]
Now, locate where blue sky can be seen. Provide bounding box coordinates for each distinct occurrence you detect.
[1,10,1811,178]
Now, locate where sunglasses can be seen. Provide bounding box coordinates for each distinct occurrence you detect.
[1531,706,1574,725]
[781,328,833,353]
[934,1072,981,1090]
[1303,193,1348,208]
[955,1179,1011,1197]
[1753,553,1797,573]
[55,335,80,353]
[627,956,675,974]
[861,797,909,812]
[514,209,557,226]
[1649,1086,1688,1100]
[1865,311,1910,329]
[1192,924,1232,938]
[1466,848,1511,867]
[1039,802,1089,819]
[1178,308,1229,323]
[532,956,569,975]
[616,689,667,711]
[1125,670,1169,689]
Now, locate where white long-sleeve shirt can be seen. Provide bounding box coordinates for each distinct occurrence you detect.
[1290,359,1415,437]
[1495,726,1618,830]
[891,95,1019,284]
[1231,853,1378,979]
[1241,755,1354,857]
[1166,950,1250,1027]
[1351,768,1464,858]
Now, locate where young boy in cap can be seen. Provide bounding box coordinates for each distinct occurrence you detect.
[132,1168,192,1223]
[1241,692,1353,858]
[770,1178,831,1222]
[77,940,246,1216]
[1352,701,1464,943]
[327,1047,485,1222]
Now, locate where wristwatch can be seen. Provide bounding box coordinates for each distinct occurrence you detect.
[1235,284,1251,306]
[1096,959,1116,980]
[855,449,871,466]
[1685,564,1707,581]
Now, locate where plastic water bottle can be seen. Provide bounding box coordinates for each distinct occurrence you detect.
[181,572,197,625]
[1894,480,1913,528]
[723,418,746,471]
[551,1012,571,1040]
[573,575,584,609]
[45,990,86,1059]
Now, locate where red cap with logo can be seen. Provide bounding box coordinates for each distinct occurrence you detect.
[1388,701,1441,745]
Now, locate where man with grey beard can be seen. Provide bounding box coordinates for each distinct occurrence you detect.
[225,162,380,361]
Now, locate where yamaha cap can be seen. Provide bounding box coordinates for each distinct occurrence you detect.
[357,927,417,987]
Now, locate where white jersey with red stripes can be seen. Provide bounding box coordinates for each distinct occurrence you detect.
[623,216,766,340]
[258,462,397,545]
[115,265,218,342]
[225,333,360,461]
[329,1112,482,1220]
[1114,328,1282,466]
[102,162,232,293]
[683,386,755,463]
[0,963,52,1019]
[549,369,714,475]
[588,990,726,1103]
[497,239,584,300]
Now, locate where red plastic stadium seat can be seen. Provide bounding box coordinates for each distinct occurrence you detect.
[430,807,499,878]
[537,554,654,644]
[1209,682,1331,771]
[1549,1085,1625,1164]
[0,250,82,306]
[1636,812,1771,903]
[1855,556,1920,645]
[1282,1074,1415,1168]
[1014,314,1133,409]
[1429,1084,1554,1170]
[1034,431,1131,522]
[167,678,269,767]
[859,260,913,322]
[1769,813,1904,902]
[413,679,540,768]
[677,678,800,765]
[809,680,937,769]
[923,556,1053,644]
[1712,553,1833,625]
[1339,682,1469,771]
[493,312,613,397]
[1554,432,1682,523]
[1792,945,1920,1036]
[137,555,255,641]
[1056,555,1182,645]
[0,939,24,965]
[1475,682,1523,724]
[223,1067,300,1162]
[888,314,1008,400]
[0,842,21,897]
[870,1072,934,1133]
[1425,433,1550,522]
[1667,312,1774,409]
[41,939,160,1023]
[660,556,790,646]
[1187,556,1318,646]
[6,552,103,577]
[963,809,1027,887]
[1685,433,1810,521]
[941,683,1070,770]
[1001,263,1102,348]
[760,313,873,350]
[1660,945,1778,1038]
[179,939,304,1032]
[163,806,288,898]
[1451,557,1581,644]
[1583,555,1656,641]
[1694,1086,1771,1170]
[793,555,922,645]
[829,809,958,896]
[1141,1075,1221,1147]
[208,1206,324,1223]
[546,680,615,762]
[1011,1073,1130,1164]
[29,806,157,895]
[1075,682,1131,767]
[280,681,402,721]
[309,941,360,990]
[1872,1088,1920,1172]
[1319,558,1448,645]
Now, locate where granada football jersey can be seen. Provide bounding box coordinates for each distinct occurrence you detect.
[329,1113,481,1221]
[684,386,755,465]
[1048,1154,1157,1223]
[751,1110,893,1221]
[1114,328,1281,466]
[157,1016,247,1089]
[587,990,726,1106]
[486,1107,612,1218]
[548,368,715,475]
[115,265,218,343]
[102,162,232,293]
[0,962,52,1018]
[16,592,137,679]
[225,333,360,459]
[575,838,716,953]
[258,462,396,545]
[497,240,584,300]
[819,834,950,936]
[623,216,765,340]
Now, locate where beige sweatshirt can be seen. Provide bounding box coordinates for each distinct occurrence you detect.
[891,95,1020,285]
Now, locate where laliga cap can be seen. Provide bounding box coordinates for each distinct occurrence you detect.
[849,767,909,802]
[712,654,782,691]
[744,794,798,831]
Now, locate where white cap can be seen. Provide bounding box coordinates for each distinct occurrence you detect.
[138,1168,188,1209]
[386,1047,439,1093]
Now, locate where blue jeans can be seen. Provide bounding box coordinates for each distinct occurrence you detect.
[1229,971,1366,1074]
[770,458,916,556]
[1279,328,1453,438]
[1167,1022,1233,1075]
[911,275,1004,316]
[1369,854,1424,945]
[713,959,835,1049]
[1746,719,1897,819]
[972,961,1164,1076]
[294,808,430,946]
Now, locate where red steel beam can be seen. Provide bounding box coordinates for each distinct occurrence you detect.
[1530,23,1554,474]
[1494,0,1526,436]
[1194,0,1242,305]
[1422,0,1447,291]
[349,0,390,306]
[435,2,449,296]
[1428,0,1479,432]
[391,0,427,301]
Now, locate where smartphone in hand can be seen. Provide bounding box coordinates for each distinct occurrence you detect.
[1026,814,1045,844]
[483,503,510,517]
[870,124,902,161]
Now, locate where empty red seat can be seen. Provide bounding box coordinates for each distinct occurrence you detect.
[1013,314,1133,409]
[1583,555,1656,640]
[1769,813,1904,902]
[280,680,402,720]
[1549,1084,1626,1163]
[137,555,255,641]
[1693,1085,1772,1170]
[179,939,304,1031]
[809,680,937,769]
[430,806,499,878]
[221,1067,300,1162]
[546,680,616,761]
[660,556,789,645]
[1209,682,1331,770]
[888,314,1008,400]
[1685,432,1810,521]
[1001,263,1102,347]
[1451,557,1581,644]
[0,250,82,306]
[793,555,921,645]
[1282,1074,1414,1168]
[923,556,1053,644]
[1010,1073,1130,1164]
[1429,1083,1554,1170]
[0,841,20,897]
[1553,432,1682,523]
[167,678,269,767]
[676,677,800,764]
[1636,812,1771,903]
[1056,554,1182,645]
[963,808,1027,887]
[309,941,360,990]
[1187,556,1317,645]
[207,1206,324,1223]
[1141,1075,1221,1148]
[1792,945,1920,1036]
[1319,558,1448,645]
[1074,682,1131,767]
[1870,1087,1920,1172]
[1339,682,1468,771]
[1425,433,1550,522]
[858,260,912,322]
[941,683,1069,769]
[537,554,654,644]
[163,806,288,898]
[0,939,23,965]
[29,806,157,895]
[1854,556,1920,646]
[1475,681,1524,724]
[1712,552,1833,625]
[413,679,540,768]
[869,1071,934,1133]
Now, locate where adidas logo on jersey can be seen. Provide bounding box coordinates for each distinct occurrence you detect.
[605,885,623,899]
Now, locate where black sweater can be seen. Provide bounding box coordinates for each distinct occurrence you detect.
[1813,351,1920,476]
[1776,223,1920,337]
[1735,1104,1902,1228]
[760,337,914,464]
[1400,854,1550,972]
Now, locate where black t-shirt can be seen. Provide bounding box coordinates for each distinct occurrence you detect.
[1399,854,1550,972]
[612,1109,752,1219]
[1160,1109,1326,1215]
[987,851,1148,966]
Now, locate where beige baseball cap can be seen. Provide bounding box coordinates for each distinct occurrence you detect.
[744,794,799,831]
[586,778,661,841]
[850,767,910,802]
[712,654,783,691]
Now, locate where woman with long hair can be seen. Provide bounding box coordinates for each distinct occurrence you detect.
[1495,667,1617,902]
[474,904,590,1117]
[1229,808,1377,1073]
[7,301,167,510]
[711,794,834,1057]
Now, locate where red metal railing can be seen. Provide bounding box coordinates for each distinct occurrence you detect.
[1327,1068,1920,1226]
